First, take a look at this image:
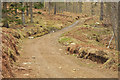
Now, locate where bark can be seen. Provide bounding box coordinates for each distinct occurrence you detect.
[44,2,46,9]
[79,2,82,13]
[21,2,25,25]
[2,2,9,28]
[54,2,56,15]
[73,2,74,13]
[30,2,33,23]
[110,3,118,50]
[66,2,68,12]
[100,1,104,21]
[15,3,18,15]
[0,1,2,22]
[48,2,50,14]
[26,3,29,16]
[118,2,120,51]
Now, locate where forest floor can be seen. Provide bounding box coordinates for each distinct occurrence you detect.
[12,16,118,78]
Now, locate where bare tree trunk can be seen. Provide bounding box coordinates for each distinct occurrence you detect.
[79,2,82,13]
[21,2,25,25]
[44,2,46,9]
[66,2,68,12]
[91,2,94,15]
[30,2,33,23]
[110,3,118,50]
[48,2,50,14]
[15,3,18,15]
[100,1,104,21]
[54,2,56,15]
[73,2,74,13]
[118,2,120,51]
[26,3,29,16]
[2,2,9,28]
[0,1,2,22]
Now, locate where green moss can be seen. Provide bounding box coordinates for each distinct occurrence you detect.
[59,37,73,44]
[58,36,80,45]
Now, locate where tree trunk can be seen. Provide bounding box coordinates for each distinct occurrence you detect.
[0,1,2,22]
[2,2,9,28]
[79,2,82,13]
[110,3,118,50]
[15,3,18,15]
[73,2,74,13]
[91,2,94,15]
[100,1,104,21]
[54,2,56,15]
[44,2,46,9]
[66,2,67,12]
[21,2,25,25]
[118,2,120,51]
[26,3,29,16]
[48,2,50,14]
[30,2,33,23]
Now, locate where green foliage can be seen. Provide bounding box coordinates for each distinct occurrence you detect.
[15,19,22,24]
[34,2,44,9]
[58,36,74,45]
[2,9,9,13]
[18,7,26,11]
[118,63,120,67]
[38,11,42,14]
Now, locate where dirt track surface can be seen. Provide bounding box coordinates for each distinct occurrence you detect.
[14,18,118,78]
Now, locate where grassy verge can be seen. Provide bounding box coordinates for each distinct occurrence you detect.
[59,17,118,70]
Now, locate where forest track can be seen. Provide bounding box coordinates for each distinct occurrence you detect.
[14,18,118,78]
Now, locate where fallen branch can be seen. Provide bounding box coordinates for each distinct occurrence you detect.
[107,33,114,49]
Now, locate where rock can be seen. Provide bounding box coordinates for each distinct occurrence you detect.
[65,43,69,46]
[95,22,100,25]
[32,56,36,59]
[65,52,69,55]
[28,37,34,39]
[73,54,77,57]
[18,67,26,70]
[71,43,76,45]
[23,63,27,65]
[72,69,76,71]
[23,62,32,65]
